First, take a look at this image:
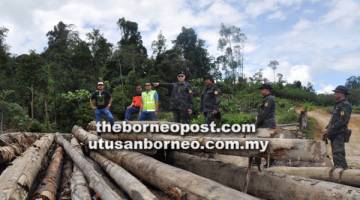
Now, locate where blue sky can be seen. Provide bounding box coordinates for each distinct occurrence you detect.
[0,0,359,93]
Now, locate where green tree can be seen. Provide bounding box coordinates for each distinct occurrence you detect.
[151,31,167,58]
[217,23,246,84]
[173,27,212,79]
[87,29,113,79]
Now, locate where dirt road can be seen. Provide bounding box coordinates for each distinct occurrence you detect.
[308,109,360,168]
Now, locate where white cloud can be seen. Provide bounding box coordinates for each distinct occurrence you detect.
[317,83,335,94]
[267,10,286,20]
[0,0,249,56]
[322,0,360,27]
[260,60,312,84]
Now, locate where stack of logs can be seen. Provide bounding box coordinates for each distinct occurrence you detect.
[0,122,359,200]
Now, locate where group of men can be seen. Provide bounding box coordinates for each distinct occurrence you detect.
[90,75,352,169]
[124,71,221,124]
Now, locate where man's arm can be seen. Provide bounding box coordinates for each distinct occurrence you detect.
[153,82,174,88]
[107,96,112,108]
[256,98,274,126]
[154,91,159,114]
[328,105,352,134]
[140,97,144,112]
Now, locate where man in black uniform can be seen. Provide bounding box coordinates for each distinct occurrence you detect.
[323,85,352,169]
[254,83,276,167]
[153,71,193,123]
[256,83,276,129]
[200,75,220,125]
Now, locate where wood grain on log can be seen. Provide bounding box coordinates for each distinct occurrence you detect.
[0,134,54,200]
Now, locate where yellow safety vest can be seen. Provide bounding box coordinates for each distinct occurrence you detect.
[142,90,156,111]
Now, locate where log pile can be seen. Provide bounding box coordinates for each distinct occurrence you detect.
[0,121,358,200]
[0,132,40,164]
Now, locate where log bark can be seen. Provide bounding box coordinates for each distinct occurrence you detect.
[90,151,158,200]
[71,165,92,200]
[0,145,18,163]
[72,126,259,200]
[69,137,97,200]
[100,131,327,162]
[167,151,360,200]
[0,134,54,200]
[71,137,127,199]
[0,132,41,164]
[0,132,40,146]
[32,146,64,200]
[265,166,360,187]
[59,158,72,200]
[55,134,124,200]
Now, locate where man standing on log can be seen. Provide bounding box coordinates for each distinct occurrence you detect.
[153,71,193,123]
[90,81,114,127]
[323,85,352,169]
[200,75,221,125]
[139,82,159,121]
[255,83,276,129]
[254,83,276,167]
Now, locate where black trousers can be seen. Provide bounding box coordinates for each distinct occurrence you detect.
[173,109,190,124]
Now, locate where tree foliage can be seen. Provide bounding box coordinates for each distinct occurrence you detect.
[0,19,358,132]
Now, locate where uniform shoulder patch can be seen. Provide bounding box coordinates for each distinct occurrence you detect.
[214,90,219,95]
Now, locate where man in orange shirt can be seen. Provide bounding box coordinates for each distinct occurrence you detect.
[124,85,142,121]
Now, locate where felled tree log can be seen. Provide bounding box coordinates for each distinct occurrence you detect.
[167,151,360,200]
[55,134,124,200]
[100,131,327,162]
[59,158,72,200]
[32,146,64,200]
[0,145,19,163]
[0,134,54,200]
[71,166,92,200]
[69,137,96,200]
[265,166,360,187]
[0,132,41,164]
[0,132,40,146]
[90,151,158,200]
[72,126,259,200]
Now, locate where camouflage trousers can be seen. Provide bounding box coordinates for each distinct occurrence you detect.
[330,134,348,169]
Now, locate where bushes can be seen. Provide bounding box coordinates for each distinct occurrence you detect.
[275,99,299,124]
[0,100,31,131]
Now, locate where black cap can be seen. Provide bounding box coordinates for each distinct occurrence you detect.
[333,85,350,95]
[259,83,272,91]
[203,75,214,82]
[177,71,186,76]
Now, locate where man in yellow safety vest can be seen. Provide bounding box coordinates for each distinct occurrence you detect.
[139,82,159,121]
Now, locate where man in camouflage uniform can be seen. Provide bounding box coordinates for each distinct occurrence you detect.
[200,75,221,125]
[254,83,276,167]
[153,71,193,123]
[255,83,276,129]
[323,85,352,169]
